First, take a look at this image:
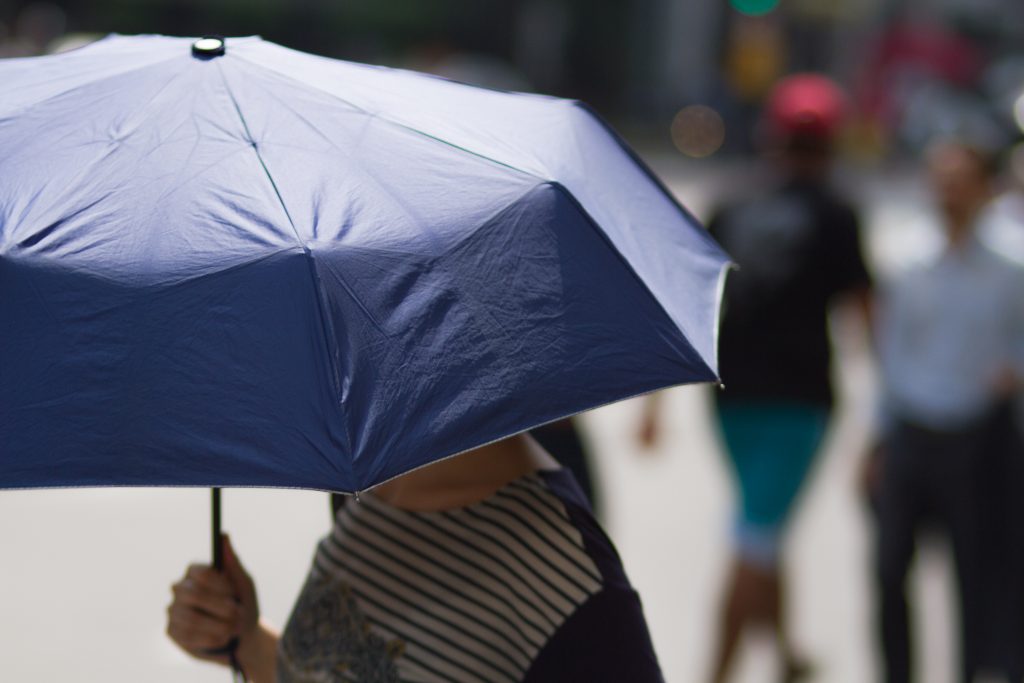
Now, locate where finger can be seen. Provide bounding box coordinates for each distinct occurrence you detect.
[167,619,233,653]
[171,580,236,616]
[171,583,240,622]
[167,599,237,634]
[186,563,233,591]
[166,602,239,652]
[184,564,236,598]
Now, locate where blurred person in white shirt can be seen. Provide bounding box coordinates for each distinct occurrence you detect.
[869,139,1024,683]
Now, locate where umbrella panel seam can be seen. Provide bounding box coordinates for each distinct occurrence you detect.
[231,53,550,185]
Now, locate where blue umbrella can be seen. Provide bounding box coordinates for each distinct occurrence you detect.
[1,34,728,495]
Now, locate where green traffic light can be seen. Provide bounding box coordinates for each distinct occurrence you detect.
[730,0,780,16]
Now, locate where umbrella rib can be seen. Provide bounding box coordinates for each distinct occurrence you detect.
[0,54,181,120]
[546,180,720,381]
[570,101,724,256]
[232,55,549,184]
[213,61,305,249]
[212,60,357,481]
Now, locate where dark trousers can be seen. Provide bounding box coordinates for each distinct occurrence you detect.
[975,404,1024,680]
[874,417,988,683]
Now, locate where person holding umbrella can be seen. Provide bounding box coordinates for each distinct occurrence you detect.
[167,434,664,682]
[2,35,730,682]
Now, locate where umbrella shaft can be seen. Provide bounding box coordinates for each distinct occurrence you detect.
[212,487,223,570]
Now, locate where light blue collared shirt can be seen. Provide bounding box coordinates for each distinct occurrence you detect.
[878,231,1024,430]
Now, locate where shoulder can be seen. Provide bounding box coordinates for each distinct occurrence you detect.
[708,189,776,224]
[977,242,1024,297]
[506,471,666,679]
[979,238,1024,271]
[533,469,631,583]
[708,192,815,247]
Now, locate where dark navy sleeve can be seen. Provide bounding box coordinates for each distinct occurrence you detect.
[522,585,665,682]
[529,469,665,682]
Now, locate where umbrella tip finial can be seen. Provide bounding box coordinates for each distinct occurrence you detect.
[192,35,226,59]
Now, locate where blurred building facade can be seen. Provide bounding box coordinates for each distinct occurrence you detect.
[3,0,1024,158]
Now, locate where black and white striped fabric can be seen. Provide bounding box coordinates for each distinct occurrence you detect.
[278,471,604,683]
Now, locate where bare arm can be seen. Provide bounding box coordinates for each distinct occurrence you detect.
[235,621,280,683]
[636,391,663,449]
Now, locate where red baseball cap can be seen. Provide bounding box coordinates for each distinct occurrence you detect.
[764,73,849,140]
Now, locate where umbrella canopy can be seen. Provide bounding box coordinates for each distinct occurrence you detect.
[0,35,729,493]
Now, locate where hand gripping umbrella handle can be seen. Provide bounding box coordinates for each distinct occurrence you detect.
[208,488,247,682]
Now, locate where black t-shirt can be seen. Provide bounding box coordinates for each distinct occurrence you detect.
[708,179,871,407]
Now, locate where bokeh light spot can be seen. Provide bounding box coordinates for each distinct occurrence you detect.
[730,0,781,16]
[671,105,726,159]
[1014,91,1024,134]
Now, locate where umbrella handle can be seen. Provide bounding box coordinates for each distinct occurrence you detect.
[208,488,246,681]
[212,487,224,571]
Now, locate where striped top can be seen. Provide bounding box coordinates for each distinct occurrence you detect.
[277,469,663,682]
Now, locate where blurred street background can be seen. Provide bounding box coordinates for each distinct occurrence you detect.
[2,0,1023,681]
[0,161,992,683]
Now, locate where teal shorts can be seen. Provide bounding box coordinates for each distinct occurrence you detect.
[716,402,829,565]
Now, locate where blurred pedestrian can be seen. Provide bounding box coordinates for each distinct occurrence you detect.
[977,140,1024,682]
[869,140,1024,683]
[168,435,665,682]
[640,73,873,683]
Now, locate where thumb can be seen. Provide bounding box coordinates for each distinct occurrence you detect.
[220,534,254,597]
